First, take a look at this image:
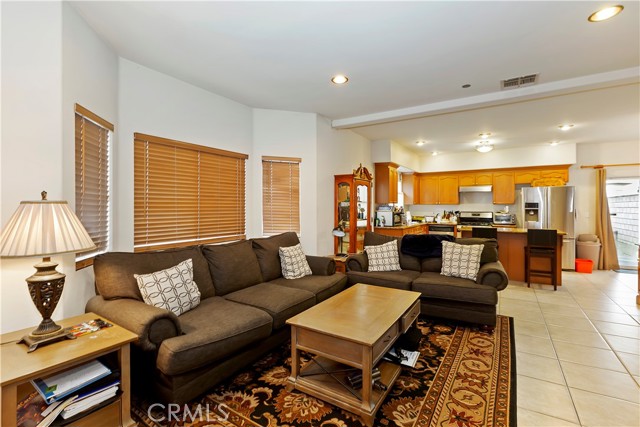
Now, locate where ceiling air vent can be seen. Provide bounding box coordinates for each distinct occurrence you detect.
[501,73,539,89]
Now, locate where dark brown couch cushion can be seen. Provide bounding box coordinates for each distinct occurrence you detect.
[94,246,215,301]
[455,238,498,264]
[251,232,301,282]
[156,297,273,376]
[269,273,347,303]
[202,240,263,295]
[363,232,421,271]
[347,269,421,290]
[223,283,315,329]
[412,272,498,305]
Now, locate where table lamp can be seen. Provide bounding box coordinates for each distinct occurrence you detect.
[332,223,347,257]
[0,191,96,352]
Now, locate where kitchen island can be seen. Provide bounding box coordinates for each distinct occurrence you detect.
[374,222,459,237]
[460,226,564,286]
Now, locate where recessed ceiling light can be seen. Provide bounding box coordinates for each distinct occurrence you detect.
[550,141,560,146]
[479,132,492,139]
[415,140,426,146]
[558,124,574,131]
[476,140,494,153]
[331,74,349,85]
[462,84,471,89]
[431,151,438,156]
[588,5,623,22]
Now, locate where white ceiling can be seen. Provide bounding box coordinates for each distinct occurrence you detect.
[72,1,640,154]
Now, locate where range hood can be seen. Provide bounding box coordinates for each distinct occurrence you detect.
[459,185,492,193]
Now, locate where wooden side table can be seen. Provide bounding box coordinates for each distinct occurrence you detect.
[1,313,138,427]
[327,254,348,273]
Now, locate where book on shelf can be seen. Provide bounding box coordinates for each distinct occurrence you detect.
[17,390,47,427]
[30,360,111,404]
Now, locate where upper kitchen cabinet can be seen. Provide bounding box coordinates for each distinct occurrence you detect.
[492,171,515,204]
[374,162,399,204]
[514,170,540,184]
[459,171,493,186]
[414,173,459,205]
[514,165,570,184]
[438,175,459,204]
[401,173,419,205]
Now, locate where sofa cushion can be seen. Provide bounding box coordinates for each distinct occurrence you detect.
[202,240,263,295]
[269,274,347,303]
[455,238,498,264]
[441,241,484,281]
[347,269,421,291]
[412,272,498,305]
[279,243,313,279]
[156,297,273,376]
[421,257,443,273]
[365,240,401,272]
[223,282,315,329]
[363,232,421,271]
[94,246,215,301]
[252,232,301,281]
[135,259,201,316]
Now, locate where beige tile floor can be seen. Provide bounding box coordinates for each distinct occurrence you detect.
[499,270,640,427]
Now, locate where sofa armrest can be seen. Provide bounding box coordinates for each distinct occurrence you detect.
[475,261,509,291]
[306,255,336,275]
[346,253,368,272]
[86,296,181,352]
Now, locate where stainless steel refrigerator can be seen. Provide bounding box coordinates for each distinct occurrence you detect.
[521,186,576,270]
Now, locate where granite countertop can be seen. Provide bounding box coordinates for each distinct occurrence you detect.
[458,226,566,235]
[373,223,427,230]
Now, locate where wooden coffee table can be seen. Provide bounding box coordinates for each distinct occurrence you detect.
[286,283,420,426]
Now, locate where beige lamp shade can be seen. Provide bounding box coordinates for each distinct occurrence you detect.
[0,199,96,257]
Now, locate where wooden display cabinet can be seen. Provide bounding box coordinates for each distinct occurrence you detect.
[335,165,373,254]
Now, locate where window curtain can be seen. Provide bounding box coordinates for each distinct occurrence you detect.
[595,168,619,270]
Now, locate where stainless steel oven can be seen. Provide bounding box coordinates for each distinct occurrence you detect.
[493,213,516,226]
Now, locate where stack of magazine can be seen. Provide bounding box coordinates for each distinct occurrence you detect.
[18,360,120,427]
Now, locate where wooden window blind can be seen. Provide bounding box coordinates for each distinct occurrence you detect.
[134,133,248,252]
[262,156,301,236]
[75,104,113,269]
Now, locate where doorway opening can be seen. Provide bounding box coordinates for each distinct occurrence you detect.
[606,178,639,270]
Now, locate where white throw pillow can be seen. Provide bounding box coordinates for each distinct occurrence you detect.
[365,240,402,272]
[441,241,484,281]
[279,243,313,279]
[134,259,201,316]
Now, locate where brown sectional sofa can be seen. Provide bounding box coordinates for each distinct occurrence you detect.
[85,232,347,403]
[347,232,509,326]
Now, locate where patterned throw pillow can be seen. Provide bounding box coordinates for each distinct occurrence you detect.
[441,241,484,281]
[279,243,313,279]
[134,259,201,316]
[365,240,402,272]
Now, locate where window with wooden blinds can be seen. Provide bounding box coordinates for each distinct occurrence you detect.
[262,156,301,236]
[134,133,248,252]
[75,104,113,269]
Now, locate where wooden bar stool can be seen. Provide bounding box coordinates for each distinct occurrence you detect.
[525,229,558,291]
[472,227,498,239]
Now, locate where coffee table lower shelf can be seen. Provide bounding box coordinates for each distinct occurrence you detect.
[288,356,401,425]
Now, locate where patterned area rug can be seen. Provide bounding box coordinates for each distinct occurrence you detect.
[132,315,515,427]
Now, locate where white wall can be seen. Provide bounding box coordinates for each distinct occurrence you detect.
[1,2,65,333]
[251,109,318,253]
[371,139,420,172]
[570,141,640,237]
[116,59,254,250]
[316,116,372,255]
[420,143,577,172]
[60,2,119,327]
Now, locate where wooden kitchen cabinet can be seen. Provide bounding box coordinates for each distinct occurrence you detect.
[540,169,569,181]
[492,171,515,204]
[375,162,399,204]
[418,175,439,204]
[514,170,540,184]
[401,173,418,205]
[438,175,459,204]
[459,172,492,186]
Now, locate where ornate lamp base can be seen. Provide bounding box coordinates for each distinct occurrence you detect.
[19,328,76,353]
[20,256,76,352]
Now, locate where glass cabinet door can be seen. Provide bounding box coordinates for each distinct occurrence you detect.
[336,181,350,255]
